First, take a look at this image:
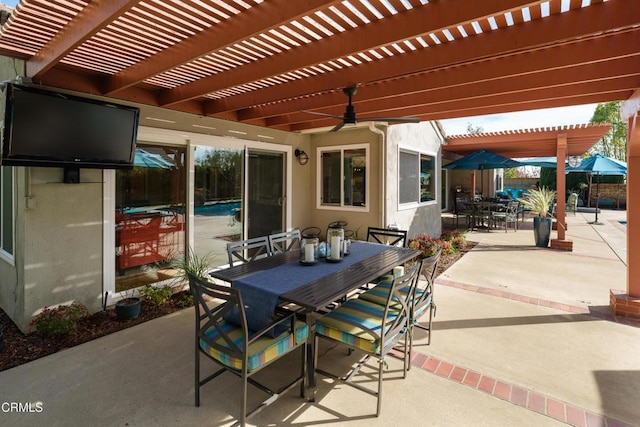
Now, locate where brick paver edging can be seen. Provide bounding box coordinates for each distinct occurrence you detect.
[435,278,640,328]
[410,351,631,427]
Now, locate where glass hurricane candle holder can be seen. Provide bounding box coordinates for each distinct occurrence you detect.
[300,234,319,263]
[327,224,344,261]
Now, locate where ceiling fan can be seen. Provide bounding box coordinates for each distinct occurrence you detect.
[302,86,420,132]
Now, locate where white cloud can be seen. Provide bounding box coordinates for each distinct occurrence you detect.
[439,103,598,136]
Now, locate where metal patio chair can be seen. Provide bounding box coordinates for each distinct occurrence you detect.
[226,236,271,266]
[314,264,418,416]
[268,229,301,254]
[188,273,308,427]
[366,226,408,247]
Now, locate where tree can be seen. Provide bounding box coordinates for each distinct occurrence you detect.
[589,101,627,161]
[466,123,484,135]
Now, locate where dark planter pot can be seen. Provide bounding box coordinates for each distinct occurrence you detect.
[115,297,142,321]
[533,217,552,248]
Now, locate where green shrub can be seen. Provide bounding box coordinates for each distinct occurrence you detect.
[139,284,173,306]
[174,292,194,308]
[30,302,89,337]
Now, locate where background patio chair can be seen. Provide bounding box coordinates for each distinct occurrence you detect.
[454,198,474,229]
[226,236,271,266]
[188,273,308,426]
[268,229,301,254]
[491,200,519,232]
[314,264,418,416]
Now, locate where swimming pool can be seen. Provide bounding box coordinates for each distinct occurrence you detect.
[194,200,241,216]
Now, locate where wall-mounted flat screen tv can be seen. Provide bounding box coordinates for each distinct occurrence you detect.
[2,83,139,169]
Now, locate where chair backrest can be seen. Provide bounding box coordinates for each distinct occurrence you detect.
[367,227,408,247]
[226,236,271,266]
[380,264,420,353]
[188,273,247,361]
[506,200,519,216]
[414,248,441,312]
[268,229,301,254]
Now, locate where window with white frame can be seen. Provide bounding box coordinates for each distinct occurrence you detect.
[399,150,436,205]
[319,145,368,209]
[0,166,14,258]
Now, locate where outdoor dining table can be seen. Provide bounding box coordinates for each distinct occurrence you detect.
[209,240,420,400]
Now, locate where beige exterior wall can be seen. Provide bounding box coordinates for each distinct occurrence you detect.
[386,122,443,239]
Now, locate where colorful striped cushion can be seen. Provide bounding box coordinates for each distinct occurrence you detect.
[316,298,401,353]
[200,320,308,372]
[360,283,432,321]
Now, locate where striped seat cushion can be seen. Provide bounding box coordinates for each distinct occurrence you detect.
[316,298,402,353]
[200,320,308,372]
[360,282,432,321]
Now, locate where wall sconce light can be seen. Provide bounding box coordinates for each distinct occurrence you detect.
[295,149,309,165]
[568,155,582,168]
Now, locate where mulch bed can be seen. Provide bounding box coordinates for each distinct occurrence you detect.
[0,241,477,373]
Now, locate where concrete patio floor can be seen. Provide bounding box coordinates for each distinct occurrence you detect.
[0,209,637,426]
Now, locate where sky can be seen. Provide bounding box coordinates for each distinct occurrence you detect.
[0,0,17,7]
[439,103,599,136]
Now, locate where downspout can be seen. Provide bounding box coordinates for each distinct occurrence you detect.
[368,123,386,227]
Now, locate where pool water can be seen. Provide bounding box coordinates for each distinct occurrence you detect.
[194,200,241,216]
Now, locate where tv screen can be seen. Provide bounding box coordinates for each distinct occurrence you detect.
[2,83,139,169]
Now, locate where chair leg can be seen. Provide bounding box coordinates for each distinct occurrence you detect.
[300,343,307,398]
[427,303,436,345]
[195,348,201,407]
[241,374,248,427]
[376,357,383,417]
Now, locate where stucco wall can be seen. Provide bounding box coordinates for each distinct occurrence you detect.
[22,169,105,326]
[0,57,24,329]
[386,122,444,240]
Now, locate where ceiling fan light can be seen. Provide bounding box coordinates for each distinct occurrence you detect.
[568,155,582,168]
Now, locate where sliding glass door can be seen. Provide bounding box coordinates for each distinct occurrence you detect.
[247,149,285,238]
[114,144,186,292]
[192,146,243,267]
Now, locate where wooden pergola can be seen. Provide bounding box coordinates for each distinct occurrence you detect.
[0,0,637,309]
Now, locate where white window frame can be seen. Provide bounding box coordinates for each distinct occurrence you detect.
[0,166,15,263]
[316,143,370,212]
[398,148,438,209]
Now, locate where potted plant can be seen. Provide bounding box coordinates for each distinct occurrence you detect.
[518,187,556,247]
[115,289,142,321]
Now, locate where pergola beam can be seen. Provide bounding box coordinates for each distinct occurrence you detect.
[26,0,141,78]
[104,0,341,94]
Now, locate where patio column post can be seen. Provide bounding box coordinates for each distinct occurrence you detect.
[610,92,640,319]
[625,109,640,298]
[556,134,567,240]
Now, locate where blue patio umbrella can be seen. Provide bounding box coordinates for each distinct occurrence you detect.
[517,157,562,168]
[567,154,627,224]
[444,150,523,196]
